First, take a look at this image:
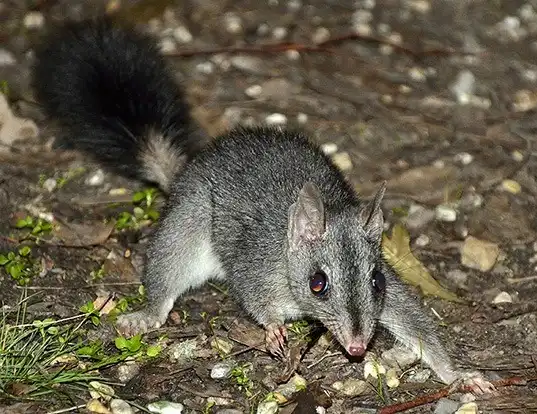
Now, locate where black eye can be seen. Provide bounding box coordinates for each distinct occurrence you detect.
[372,270,385,293]
[309,271,329,297]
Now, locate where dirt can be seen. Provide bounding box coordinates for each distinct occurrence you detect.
[1,0,537,413]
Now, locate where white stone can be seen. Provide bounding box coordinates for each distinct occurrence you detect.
[435,205,457,222]
[245,85,263,98]
[110,399,135,414]
[256,401,278,414]
[159,38,176,53]
[0,49,16,66]
[43,178,57,192]
[24,12,44,29]
[492,291,513,304]
[454,152,474,165]
[272,27,288,40]
[173,26,193,44]
[225,13,243,34]
[450,70,476,104]
[321,143,338,156]
[265,113,287,125]
[296,113,308,124]
[147,401,184,414]
[86,169,105,186]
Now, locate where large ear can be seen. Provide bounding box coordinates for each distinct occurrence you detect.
[358,181,386,244]
[288,182,326,251]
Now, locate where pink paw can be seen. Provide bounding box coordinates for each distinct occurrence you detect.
[451,372,496,395]
[265,322,288,359]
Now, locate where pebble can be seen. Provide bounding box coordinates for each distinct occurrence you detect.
[168,338,198,362]
[315,407,326,414]
[332,152,353,171]
[460,192,483,210]
[296,113,308,124]
[275,374,307,398]
[435,204,457,222]
[196,61,214,75]
[434,398,460,414]
[86,399,110,414]
[512,150,524,162]
[405,205,435,230]
[321,142,338,156]
[85,169,105,186]
[454,152,474,165]
[500,179,521,194]
[272,27,288,40]
[224,13,243,34]
[159,38,176,54]
[211,337,233,355]
[245,85,263,98]
[408,67,427,82]
[497,16,524,41]
[446,269,468,287]
[286,50,301,60]
[406,368,431,383]
[382,345,419,369]
[460,236,500,272]
[519,4,536,21]
[256,401,278,414]
[312,27,330,44]
[0,49,16,66]
[110,399,134,414]
[385,368,400,388]
[211,362,234,379]
[147,401,184,414]
[116,362,140,383]
[354,23,372,36]
[287,0,302,11]
[230,56,265,75]
[265,113,287,125]
[352,10,373,24]
[89,381,115,401]
[512,89,537,112]
[455,402,477,414]
[332,378,368,397]
[492,291,513,304]
[450,70,476,104]
[414,234,430,247]
[406,0,431,13]
[173,26,193,44]
[363,360,386,379]
[43,178,57,192]
[23,12,45,29]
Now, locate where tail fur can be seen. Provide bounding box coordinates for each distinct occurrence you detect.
[32,17,207,192]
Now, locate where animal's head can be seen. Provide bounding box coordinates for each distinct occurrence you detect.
[286,181,387,357]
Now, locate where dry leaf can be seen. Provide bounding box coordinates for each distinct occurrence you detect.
[52,219,114,247]
[382,224,464,303]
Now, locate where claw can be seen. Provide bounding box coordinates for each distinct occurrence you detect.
[116,311,163,337]
[265,323,288,359]
[451,371,496,395]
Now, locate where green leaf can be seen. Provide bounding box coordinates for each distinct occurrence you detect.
[18,245,31,257]
[0,255,9,265]
[146,344,161,357]
[114,336,128,351]
[126,335,142,352]
[15,218,29,228]
[132,191,146,203]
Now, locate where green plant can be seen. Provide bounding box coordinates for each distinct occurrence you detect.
[288,320,311,342]
[90,264,106,281]
[15,216,53,239]
[0,291,126,402]
[56,167,86,188]
[0,246,39,285]
[230,363,254,397]
[0,80,8,96]
[115,188,160,231]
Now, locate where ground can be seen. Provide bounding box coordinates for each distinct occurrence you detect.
[1,0,537,413]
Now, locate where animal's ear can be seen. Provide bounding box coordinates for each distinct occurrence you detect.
[288,182,326,251]
[358,181,386,244]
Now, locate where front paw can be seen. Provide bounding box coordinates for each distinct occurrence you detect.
[265,322,288,359]
[450,371,496,395]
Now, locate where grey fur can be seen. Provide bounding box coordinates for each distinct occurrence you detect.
[116,127,467,385]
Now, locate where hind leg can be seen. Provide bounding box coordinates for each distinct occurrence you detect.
[117,190,222,336]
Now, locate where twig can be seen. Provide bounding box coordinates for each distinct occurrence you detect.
[307,351,340,369]
[378,376,533,414]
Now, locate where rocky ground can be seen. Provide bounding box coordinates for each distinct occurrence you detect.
[1,0,537,413]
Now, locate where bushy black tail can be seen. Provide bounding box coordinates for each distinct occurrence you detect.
[33,17,207,193]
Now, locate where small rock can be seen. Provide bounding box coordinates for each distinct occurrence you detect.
[23,12,45,29]
[89,381,115,401]
[434,398,460,414]
[117,362,140,383]
[43,178,57,192]
[435,204,457,222]
[460,236,500,272]
[159,38,176,53]
[211,337,233,355]
[211,362,234,379]
[353,23,372,36]
[385,368,400,388]
[230,56,265,75]
[272,27,288,40]
[168,339,198,362]
[312,27,330,44]
[492,291,513,304]
[265,113,287,125]
[519,4,536,21]
[455,402,477,414]
[296,113,308,124]
[0,49,16,66]
[405,205,435,230]
[256,400,278,414]
[288,0,302,10]
[406,0,431,13]
[224,13,243,34]
[321,142,338,156]
[450,70,476,104]
[406,368,431,383]
[110,399,134,414]
[245,85,262,98]
[286,50,301,60]
[512,150,524,162]
[352,9,373,24]
[275,374,307,398]
[315,407,326,414]
[207,397,234,406]
[147,401,184,414]
[497,16,524,41]
[512,89,537,112]
[454,152,474,165]
[363,360,386,379]
[86,169,105,186]
[332,152,353,171]
[408,67,427,82]
[87,399,111,414]
[196,62,214,74]
[382,346,419,369]
[446,269,468,287]
[460,192,483,210]
[173,26,193,44]
[332,378,368,397]
[500,179,521,194]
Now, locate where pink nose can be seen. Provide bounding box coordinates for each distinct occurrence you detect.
[346,341,366,357]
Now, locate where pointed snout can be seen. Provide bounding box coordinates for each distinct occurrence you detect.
[345,339,367,357]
